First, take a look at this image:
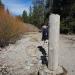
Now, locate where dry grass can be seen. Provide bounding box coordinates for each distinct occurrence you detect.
[0,6,39,47]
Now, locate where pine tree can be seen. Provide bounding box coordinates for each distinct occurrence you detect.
[22,10,28,23]
[0,0,3,6]
[29,6,32,17]
[32,0,45,28]
[28,6,33,23]
[0,0,2,5]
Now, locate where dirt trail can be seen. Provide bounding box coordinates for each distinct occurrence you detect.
[0,32,42,75]
[0,33,75,75]
[59,35,75,75]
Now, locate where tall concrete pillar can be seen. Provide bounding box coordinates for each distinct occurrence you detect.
[48,14,60,71]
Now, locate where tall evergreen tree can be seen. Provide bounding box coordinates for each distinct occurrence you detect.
[0,0,4,6]
[22,10,28,23]
[28,6,33,24]
[0,0,2,5]
[32,0,45,28]
[29,6,32,17]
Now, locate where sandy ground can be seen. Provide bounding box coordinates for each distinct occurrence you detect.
[0,32,75,75]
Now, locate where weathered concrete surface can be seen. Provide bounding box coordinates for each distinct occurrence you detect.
[48,14,60,71]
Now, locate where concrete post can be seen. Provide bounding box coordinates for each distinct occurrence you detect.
[48,14,60,71]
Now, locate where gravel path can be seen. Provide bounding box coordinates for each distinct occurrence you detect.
[0,32,42,75]
[0,33,75,75]
[59,35,75,75]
